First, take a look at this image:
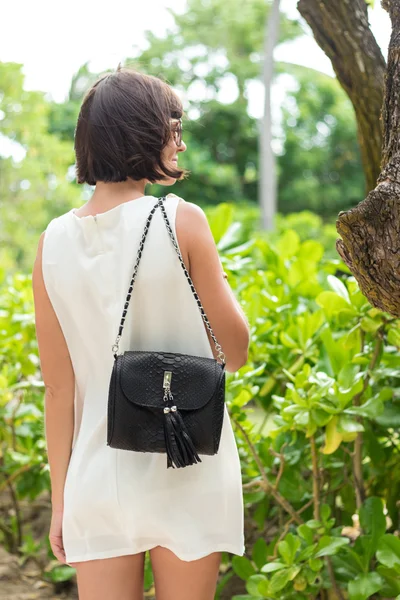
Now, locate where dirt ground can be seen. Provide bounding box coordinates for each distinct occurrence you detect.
[0,489,80,600]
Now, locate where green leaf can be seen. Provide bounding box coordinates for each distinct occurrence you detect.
[360,316,382,333]
[337,364,361,392]
[297,545,317,561]
[359,497,386,552]
[43,565,76,582]
[294,410,309,426]
[338,308,360,325]
[387,327,400,347]
[252,538,268,570]
[365,430,386,466]
[345,395,384,420]
[280,331,298,349]
[246,574,268,597]
[232,556,256,581]
[348,572,382,600]
[7,451,31,465]
[310,407,331,427]
[377,565,400,596]
[309,558,323,571]
[320,326,349,373]
[269,566,300,593]
[233,388,254,408]
[316,291,357,319]
[320,504,331,522]
[314,536,349,557]
[376,534,400,569]
[275,229,300,259]
[304,569,317,586]
[306,520,323,529]
[217,222,243,251]
[298,240,324,262]
[278,533,301,565]
[327,274,350,303]
[322,416,343,455]
[375,401,400,428]
[334,551,363,578]
[337,415,364,434]
[261,562,286,573]
[242,363,267,380]
[297,524,314,545]
[257,577,270,596]
[208,203,233,243]
[344,324,361,349]
[14,403,42,419]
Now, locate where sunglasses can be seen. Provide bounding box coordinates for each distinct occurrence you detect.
[170,118,183,147]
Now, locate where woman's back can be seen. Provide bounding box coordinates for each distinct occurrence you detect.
[41,192,245,563]
[33,67,250,596]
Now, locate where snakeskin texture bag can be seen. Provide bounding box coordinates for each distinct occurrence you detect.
[107,197,226,469]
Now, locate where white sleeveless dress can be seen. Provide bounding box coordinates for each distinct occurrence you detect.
[41,193,245,563]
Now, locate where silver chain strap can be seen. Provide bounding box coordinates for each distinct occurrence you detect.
[112,197,226,365]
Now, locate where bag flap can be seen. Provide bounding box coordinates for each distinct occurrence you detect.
[119,350,224,410]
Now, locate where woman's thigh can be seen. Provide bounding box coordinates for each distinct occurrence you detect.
[149,546,221,600]
[74,552,146,600]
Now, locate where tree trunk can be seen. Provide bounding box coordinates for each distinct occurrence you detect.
[297,0,386,194]
[259,0,281,231]
[335,1,400,316]
[297,0,400,317]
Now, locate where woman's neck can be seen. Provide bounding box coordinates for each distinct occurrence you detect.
[89,178,148,210]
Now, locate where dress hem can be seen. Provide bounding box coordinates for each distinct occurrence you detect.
[66,542,246,564]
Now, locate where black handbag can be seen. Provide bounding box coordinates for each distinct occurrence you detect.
[107,196,226,469]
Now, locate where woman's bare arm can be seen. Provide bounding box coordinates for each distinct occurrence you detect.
[176,201,250,372]
[32,232,75,511]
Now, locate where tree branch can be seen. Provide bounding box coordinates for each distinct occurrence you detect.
[233,418,303,524]
[297,0,386,192]
[298,0,400,316]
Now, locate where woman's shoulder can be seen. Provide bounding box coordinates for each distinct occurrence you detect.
[172,194,211,255]
[42,212,71,241]
[169,193,207,224]
[45,208,73,229]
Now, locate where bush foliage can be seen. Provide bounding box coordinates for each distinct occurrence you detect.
[2,205,400,599]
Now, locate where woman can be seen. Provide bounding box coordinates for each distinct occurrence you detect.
[32,67,250,600]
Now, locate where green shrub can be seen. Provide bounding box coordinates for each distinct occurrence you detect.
[2,205,400,599]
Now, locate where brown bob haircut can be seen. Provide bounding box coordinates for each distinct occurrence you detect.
[74,67,185,186]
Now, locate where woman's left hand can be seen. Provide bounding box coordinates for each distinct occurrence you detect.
[49,508,68,565]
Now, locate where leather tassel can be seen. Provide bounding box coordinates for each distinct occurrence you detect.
[169,413,189,465]
[163,407,202,468]
[163,410,182,469]
[170,409,202,467]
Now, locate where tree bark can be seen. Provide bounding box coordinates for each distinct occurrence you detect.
[298,0,400,317]
[335,1,400,316]
[297,0,386,193]
[259,0,280,230]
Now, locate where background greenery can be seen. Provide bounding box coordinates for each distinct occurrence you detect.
[0,0,363,273]
[1,1,397,599]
